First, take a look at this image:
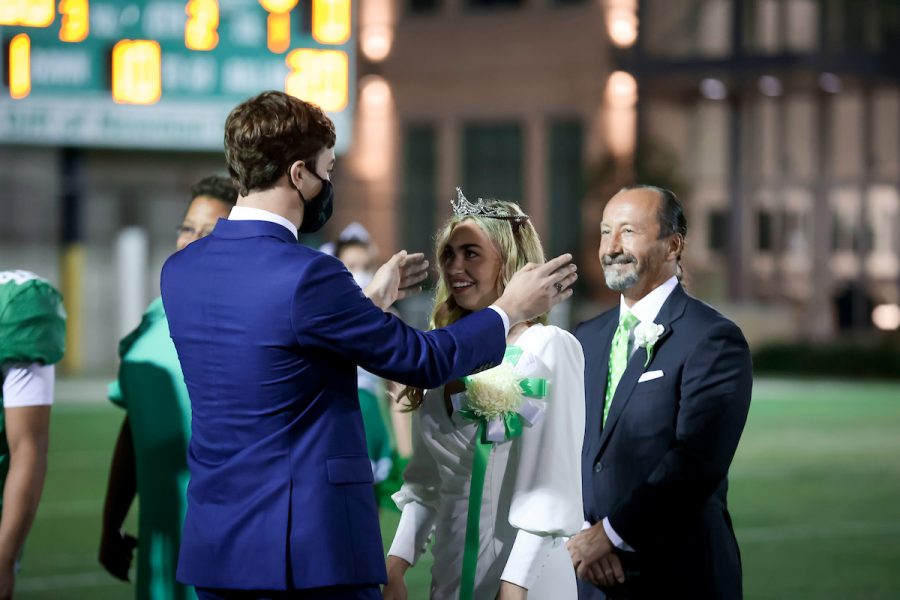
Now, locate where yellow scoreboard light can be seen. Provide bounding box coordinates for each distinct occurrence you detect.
[258,0,298,54]
[0,0,55,27]
[312,0,350,45]
[112,39,161,105]
[8,32,31,99]
[58,0,88,42]
[285,48,347,112]
[185,0,219,51]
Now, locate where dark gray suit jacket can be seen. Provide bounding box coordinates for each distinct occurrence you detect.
[575,284,752,599]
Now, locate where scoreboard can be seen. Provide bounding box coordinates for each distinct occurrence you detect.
[0,0,354,151]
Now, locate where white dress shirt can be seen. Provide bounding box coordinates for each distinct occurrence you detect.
[228,206,298,239]
[603,275,679,551]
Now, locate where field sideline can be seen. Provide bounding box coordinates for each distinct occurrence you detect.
[15,378,900,599]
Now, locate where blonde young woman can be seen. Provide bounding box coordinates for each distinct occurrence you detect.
[384,192,585,600]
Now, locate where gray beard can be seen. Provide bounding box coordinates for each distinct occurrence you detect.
[603,267,640,292]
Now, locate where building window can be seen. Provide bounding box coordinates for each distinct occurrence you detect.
[462,122,523,206]
[402,124,438,256]
[747,0,820,54]
[466,0,523,10]
[547,119,583,258]
[643,0,733,58]
[831,212,866,253]
[408,0,440,14]
[708,209,729,253]
[823,0,898,52]
[757,210,774,251]
[870,186,899,256]
[830,188,866,253]
[784,208,809,256]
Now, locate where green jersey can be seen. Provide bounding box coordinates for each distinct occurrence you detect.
[108,297,194,600]
[0,271,66,511]
[0,271,66,369]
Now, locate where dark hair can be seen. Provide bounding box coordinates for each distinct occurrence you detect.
[620,184,687,239]
[190,175,238,206]
[620,184,687,280]
[224,91,336,196]
[334,238,369,260]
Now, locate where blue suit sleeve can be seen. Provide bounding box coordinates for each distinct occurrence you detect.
[290,253,506,389]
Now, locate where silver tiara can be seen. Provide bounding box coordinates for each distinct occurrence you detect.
[450,187,529,222]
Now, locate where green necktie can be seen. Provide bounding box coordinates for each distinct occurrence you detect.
[604,311,639,426]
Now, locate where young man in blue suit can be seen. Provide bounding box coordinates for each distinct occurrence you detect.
[160,91,577,599]
[568,185,752,599]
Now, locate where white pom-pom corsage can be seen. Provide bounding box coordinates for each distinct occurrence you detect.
[464,361,523,420]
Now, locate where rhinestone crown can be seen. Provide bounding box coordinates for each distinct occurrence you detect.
[450,188,529,222]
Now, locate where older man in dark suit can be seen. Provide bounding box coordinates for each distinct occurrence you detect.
[568,185,752,599]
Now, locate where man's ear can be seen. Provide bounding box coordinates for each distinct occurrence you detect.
[288,160,306,188]
[667,234,685,261]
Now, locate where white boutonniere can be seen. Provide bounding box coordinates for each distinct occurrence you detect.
[634,321,665,367]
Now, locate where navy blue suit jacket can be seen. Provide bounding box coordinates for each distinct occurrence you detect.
[160,219,505,590]
[575,284,752,599]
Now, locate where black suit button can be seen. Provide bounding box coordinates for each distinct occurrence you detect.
[593,462,603,473]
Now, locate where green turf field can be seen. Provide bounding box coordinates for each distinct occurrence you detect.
[14,378,900,599]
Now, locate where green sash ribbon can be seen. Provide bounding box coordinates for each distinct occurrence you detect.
[456,346,548,600]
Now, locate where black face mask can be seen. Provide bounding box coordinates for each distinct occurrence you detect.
[295,170,334,234]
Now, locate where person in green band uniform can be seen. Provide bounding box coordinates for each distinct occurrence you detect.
[98,176,237,600]
[0,270,66,600]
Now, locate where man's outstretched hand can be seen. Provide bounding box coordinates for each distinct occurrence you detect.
[364,251,429,310]
[494,254,578,325]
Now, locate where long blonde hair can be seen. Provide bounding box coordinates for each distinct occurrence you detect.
[401,198,548,410]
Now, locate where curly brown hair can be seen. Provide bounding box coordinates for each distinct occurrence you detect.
[224,91,336,196]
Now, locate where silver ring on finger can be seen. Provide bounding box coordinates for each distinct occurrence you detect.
[554,282,563,293]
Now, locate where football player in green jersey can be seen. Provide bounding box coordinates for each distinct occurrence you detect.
[0,270,66,599]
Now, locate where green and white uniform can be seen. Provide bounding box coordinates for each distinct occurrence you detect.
[0,271,66,511]
[108,297,194,600]
[356,367,393,482]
